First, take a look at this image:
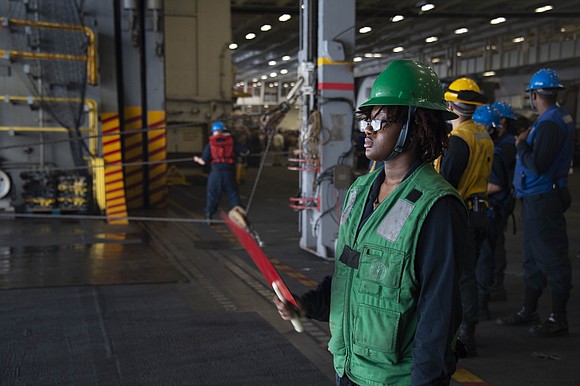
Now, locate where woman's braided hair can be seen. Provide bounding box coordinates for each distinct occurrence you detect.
[359,105,450,163]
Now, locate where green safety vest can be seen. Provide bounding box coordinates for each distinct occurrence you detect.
[329,163,462,386]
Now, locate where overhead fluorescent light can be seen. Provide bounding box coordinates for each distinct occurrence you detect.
[455,28,468,35]
[421,3,435,12]
[483,71,496,77]
[282,55,291,61]
[261,75,268,80]
[268,60,277,66]
[261,24,272,32]
[490,17,506,25]
[280,69,288,74]
[359,26,372,34]
[393,46,404,53]
[373,53,382,58]
[353,56,363,62]
[391,15,404,22]
[512,36,525,43]
[535,5,553,13]
[269,72,277,77]
[228,43,238,50]
[425,36,438,43]
[245,33,256,40]
[364,53,374,57]
[431,57,441,63]
[279,14,291,22]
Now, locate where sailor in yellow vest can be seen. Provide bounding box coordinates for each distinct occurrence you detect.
[434,77,494,357]
[274,60,468,385]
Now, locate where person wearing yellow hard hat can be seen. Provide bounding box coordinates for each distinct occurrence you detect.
[434,77,494,357]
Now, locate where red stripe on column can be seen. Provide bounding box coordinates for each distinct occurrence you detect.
[105,169,123,177]
[148,147,165,158]
[103,137,121,146]
[148,132,166,143]
[102,115,119,124]
[318,82,354,91]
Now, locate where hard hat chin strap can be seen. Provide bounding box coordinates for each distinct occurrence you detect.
[385,106,416,162]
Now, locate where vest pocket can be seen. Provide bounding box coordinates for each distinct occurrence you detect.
[352,304,401,364]
[357,244,405,292]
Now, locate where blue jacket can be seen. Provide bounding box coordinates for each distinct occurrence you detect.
[514,106,574,198]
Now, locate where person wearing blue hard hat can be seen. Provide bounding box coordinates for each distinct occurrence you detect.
[194,121,249,223]
[472,104,516,320]
[498,68,575,338]
[487,101,519,303]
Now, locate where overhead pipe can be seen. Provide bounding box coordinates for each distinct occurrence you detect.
[0,17,97,85]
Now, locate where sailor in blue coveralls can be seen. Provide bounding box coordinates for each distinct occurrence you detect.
[497,69,575,337]
[194,121,249,222]
[472,104,515,320]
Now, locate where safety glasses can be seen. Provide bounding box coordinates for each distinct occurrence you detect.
[358,119,387,133]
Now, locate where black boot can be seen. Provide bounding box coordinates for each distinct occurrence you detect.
[529,313,569,337]
[530,292,570,337]
[458,323,477,357]
[478,295,490,321]
[497,306,539,325]
[497,287,541,326]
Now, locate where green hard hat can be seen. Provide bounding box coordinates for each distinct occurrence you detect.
[358,59,458,121]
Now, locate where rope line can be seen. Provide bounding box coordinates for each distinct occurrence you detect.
[0,212,225,223]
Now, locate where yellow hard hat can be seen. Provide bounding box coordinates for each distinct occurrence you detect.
[444,77,487,106]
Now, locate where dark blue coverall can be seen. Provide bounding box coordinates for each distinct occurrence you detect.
[476,133,516,303]
[201,134,248,219]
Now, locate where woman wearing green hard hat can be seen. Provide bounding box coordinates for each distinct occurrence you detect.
[273,59,467,385]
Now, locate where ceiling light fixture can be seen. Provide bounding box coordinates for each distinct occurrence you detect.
[261,75,268,80]
[270,72,277,78]
[268,60,277,66]
[490,17,506,25]
[353,56,363,62]
[512,36,525,43]
[391,15,405,22]
[425,36,438,43]
[431,57,441,63]
[282,55,291,61]
[279,14,291,22]
[456,51,462,56]
[359,26,372,34]
[280,69,288,74]
[455,28,468,35]
[535,5,553,13]
[364,53,374,58]
[228,43,238,50]
[421,3,435,12]
[483,71,496,77]
[245,33,256,40]
[393,46,404,53]
[261,24,272,32]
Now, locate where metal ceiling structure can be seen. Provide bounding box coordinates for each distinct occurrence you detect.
[230,0,580,84]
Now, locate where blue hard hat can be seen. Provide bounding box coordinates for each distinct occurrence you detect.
[473,105,500,128]
[211,121,225,133]
[492,101,515,120]
[526,68,565,92]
